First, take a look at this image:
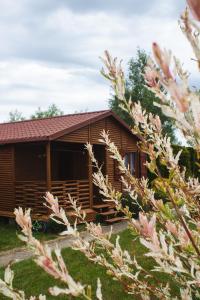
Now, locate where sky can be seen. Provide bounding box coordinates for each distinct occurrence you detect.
[0,0,196,122]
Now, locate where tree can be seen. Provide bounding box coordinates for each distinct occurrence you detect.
[30,104,64,119]
[8,104,64,122]
[109,49,177,143]
[8,109,25,122]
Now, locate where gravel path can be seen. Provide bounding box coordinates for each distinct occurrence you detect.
[0,221,128,268]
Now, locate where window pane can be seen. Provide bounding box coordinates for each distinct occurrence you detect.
[130,153,135,175]
[124,154,129,168]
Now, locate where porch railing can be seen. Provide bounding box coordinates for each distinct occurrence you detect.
[51,180,90,210]
[15,179,90,215]
[15,181,47,215]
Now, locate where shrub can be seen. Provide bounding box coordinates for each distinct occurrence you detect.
[2,1,200,300]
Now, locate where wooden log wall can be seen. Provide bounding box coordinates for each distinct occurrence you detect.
[57,116,140,193]
[0,145,15,216]
[15,143,46,181]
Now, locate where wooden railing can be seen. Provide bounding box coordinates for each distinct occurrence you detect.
[51,180,90,210]
[15,181,47,215]
[15,179,90,215]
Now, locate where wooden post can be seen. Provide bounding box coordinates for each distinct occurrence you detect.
[46,141,51,192]
[88,152,93,208]
[88,124,93,208]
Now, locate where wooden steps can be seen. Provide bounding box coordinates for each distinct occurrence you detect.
[99,210,117,217]
[93,204,110,210]
[105,217,128,224]
[67,208,96,223]
[93,201,126,224]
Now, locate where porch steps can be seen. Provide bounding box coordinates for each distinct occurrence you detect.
[93,204,110,212]
[67,208,96,223]
[93,202,127,224]
[105,216,128,224]
[99,209,117,217]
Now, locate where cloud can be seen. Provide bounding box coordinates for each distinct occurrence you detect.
[0,60,110,121]
[0,0,195,122]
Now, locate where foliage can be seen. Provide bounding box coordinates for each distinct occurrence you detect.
[8,109,25,122]
[1,1,200,300]
[173,145,200,178]
[31,104,63,119]
[109,49,177,143]
[147,145,200,183]
[8,104,63,122]
[30,104,64,119]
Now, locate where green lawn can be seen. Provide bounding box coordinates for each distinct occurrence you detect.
[0,229,179,299]
[0,220,56,252]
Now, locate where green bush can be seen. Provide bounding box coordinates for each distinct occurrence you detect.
[148,145,200,182]
[173,145,193,178]
[147,145,200,204]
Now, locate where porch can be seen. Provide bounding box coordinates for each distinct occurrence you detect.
[14,141,106,219]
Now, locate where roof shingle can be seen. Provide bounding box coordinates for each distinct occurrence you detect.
[0,110,110,144]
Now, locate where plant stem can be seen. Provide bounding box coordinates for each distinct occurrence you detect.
[163,181,200,257]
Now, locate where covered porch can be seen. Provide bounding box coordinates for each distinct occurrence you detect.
[14,141,106,219]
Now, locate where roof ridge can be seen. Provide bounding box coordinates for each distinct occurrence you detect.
[0,109,137,145]
[0,109,111,126]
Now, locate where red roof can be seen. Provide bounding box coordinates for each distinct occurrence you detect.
[0,110,133,144]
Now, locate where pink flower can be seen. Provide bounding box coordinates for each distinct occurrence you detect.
[168,81,189,113]
[149,115,162,132]
[36,256,60,279]
[166,221,191,247]
[89,223,103,237]
[165,221,178,236]
[132,102,145,124]
[132,212,156,238]
[152,43,173,80]
[14,207,32,236]
[187,0,200,21]
[144,66,159,88]
[45,192,60,215]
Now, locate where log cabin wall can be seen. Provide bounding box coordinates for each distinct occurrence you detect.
[57,116,139,193]
[15,143,46,181]
[0,144,15,215]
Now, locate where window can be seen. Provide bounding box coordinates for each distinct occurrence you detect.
[124,152,137,175]
[114,151,138,180]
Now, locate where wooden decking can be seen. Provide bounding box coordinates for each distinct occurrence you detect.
[11,180,126,224]
[15,179,90,216]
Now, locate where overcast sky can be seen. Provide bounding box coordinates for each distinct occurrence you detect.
[0,0,196,122]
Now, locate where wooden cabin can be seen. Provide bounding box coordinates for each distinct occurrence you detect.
[0,110,146,222]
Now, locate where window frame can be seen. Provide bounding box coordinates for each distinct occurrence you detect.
[114,150,138,180]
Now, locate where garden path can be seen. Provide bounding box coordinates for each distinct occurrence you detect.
[0,221,127,267]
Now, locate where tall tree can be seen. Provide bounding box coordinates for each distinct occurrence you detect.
[30,104,64,119]
[8,104,64,122]
[9,109,25,122]
[109,49,177,143]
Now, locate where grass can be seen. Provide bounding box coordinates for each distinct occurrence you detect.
[0,229,134,300]
[0,228,180,299]
[0,219,56,252]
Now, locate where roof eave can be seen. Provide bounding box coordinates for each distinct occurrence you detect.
[0,136,49,145]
